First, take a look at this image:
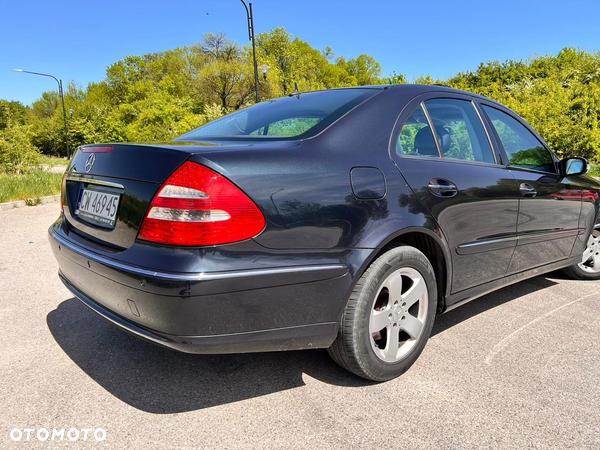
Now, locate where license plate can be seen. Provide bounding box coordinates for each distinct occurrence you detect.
[75,187,120,228]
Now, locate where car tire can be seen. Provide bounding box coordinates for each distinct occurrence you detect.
[563,228,600,280]
[328,245,437,381]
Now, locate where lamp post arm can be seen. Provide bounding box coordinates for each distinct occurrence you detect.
[14,69,71,158]
[240,0,251,40]
[17,70,61,87]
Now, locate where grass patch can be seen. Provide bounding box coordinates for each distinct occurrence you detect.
[0,170,63,203]
[39,155,68,167]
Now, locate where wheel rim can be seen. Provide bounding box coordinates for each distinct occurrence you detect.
[578,229,600,273]
[369,267,428,363]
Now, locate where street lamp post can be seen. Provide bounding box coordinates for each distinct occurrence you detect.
[240,1,260,103]
[14,69,71,159]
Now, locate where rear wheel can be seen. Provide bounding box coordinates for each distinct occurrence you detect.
[328,245,437,381]
[563,228,600,280]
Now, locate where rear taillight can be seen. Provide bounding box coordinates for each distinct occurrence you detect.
[138,161,266,246]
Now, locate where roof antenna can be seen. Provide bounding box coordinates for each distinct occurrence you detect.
[289,82,301,99]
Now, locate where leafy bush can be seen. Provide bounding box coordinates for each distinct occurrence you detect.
[588,163,600,178]
[445,48,600,161]
[0,126,41,174]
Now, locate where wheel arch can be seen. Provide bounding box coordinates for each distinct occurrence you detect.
[348,227,452,316]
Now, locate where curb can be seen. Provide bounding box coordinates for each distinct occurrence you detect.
[0,194,61,211]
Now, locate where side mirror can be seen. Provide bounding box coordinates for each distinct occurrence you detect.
[559,157,589,177]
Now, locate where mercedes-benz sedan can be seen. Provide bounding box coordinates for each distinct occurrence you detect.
[49,85,600,381]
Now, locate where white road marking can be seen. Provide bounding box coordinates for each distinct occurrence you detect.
[484,292,599,365]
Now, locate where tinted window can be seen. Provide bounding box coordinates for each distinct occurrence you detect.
[424,99,495,164]
[483,106,555,173]
[396,105,439,157]
[177,89,377,140]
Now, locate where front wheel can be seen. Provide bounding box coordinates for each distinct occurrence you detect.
[563,228,600,280]
[328,245,437,381]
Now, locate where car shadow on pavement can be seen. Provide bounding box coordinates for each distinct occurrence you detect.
[46,298,372,414]
[431,275,557,336]
[46,276,557,414]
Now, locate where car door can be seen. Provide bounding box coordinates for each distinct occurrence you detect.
[479,104,582,274]
[391,94,520,293]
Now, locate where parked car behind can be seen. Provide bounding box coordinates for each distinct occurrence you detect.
[49,85,600,381]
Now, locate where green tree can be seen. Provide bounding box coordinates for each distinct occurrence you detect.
[197,32,255,111]
[255,27,376,95]
[336,54,383,85]
[387,71,408,84]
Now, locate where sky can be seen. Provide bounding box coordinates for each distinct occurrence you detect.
[1,0,600,105]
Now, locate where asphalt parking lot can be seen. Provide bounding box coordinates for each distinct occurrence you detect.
[1,203,598,449]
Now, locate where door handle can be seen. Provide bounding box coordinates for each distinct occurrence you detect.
[519,183,537,198]
[428,179,458,198]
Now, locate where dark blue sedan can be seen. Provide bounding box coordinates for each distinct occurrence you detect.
[49,84,600,381]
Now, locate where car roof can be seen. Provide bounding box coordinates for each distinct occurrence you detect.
[330,83,500,106]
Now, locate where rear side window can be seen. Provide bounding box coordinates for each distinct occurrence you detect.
[396,105,439,157]
[176,89,378,141]
[482,106,555,173]
[424,99,495,164]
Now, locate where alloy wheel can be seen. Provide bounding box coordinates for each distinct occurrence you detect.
[578,228,600,273]
[369,267,428,362]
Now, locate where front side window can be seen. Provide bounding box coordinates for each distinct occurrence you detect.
[482,105,555,173]
[396,105,439,157]
[424,99,495,164]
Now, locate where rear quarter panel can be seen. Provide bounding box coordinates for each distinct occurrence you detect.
[187,87,446,251]
[187,87,452,299]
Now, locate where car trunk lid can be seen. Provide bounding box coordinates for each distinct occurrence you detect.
[63,143,211,250]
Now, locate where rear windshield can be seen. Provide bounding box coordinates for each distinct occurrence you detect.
[176,88,379,141]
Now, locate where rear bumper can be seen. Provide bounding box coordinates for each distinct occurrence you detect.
[59,274,338,353]
[49,226,350,354]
